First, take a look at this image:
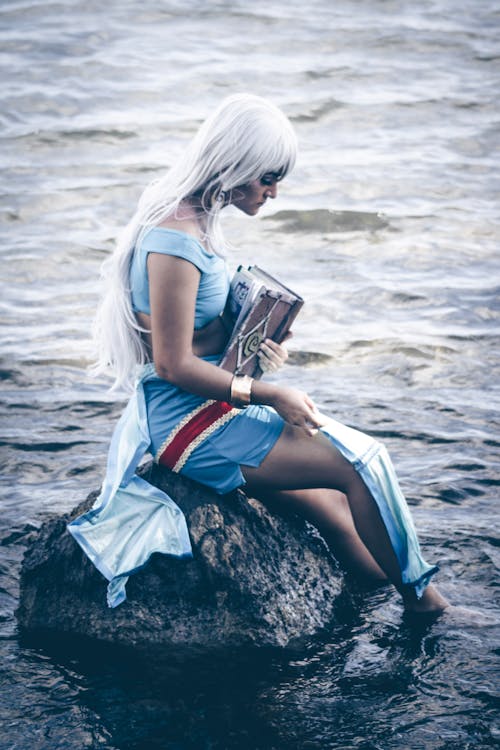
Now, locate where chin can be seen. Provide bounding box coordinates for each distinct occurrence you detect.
[235,203,261,216]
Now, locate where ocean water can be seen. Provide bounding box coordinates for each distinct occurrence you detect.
[1,1,499,748]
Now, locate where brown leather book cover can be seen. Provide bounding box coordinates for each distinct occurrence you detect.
[219,267,303,377]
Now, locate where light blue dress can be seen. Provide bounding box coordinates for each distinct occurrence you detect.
[68,228,438,607]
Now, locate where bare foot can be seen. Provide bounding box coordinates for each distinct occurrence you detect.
[403,584,450,615]
[403,586,500,628]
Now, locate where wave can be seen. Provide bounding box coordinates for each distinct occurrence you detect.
[264,209,389,233]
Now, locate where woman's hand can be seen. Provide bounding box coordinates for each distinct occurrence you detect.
[257,336,290,373]
[271,385,328,436]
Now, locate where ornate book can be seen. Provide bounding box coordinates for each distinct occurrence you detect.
[219,265,304,377]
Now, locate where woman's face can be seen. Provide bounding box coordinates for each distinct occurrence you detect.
[229,173,281,215]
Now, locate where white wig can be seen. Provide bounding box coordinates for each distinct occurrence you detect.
[91,93,298,393]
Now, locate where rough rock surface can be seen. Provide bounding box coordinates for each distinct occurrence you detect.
[17,463,344,653]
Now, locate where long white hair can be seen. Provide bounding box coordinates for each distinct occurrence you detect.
[91,93,298,393]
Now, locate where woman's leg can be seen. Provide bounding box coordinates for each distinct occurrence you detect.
[242,424,449,613]
[252,486,387,582]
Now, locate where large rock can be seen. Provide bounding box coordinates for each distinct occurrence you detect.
[17,463,344,653]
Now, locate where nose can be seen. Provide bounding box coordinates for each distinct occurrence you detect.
[265,181,278,199]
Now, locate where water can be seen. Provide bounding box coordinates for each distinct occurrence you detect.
[1,0,499,747]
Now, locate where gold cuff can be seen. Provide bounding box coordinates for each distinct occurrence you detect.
[230,374,253,407]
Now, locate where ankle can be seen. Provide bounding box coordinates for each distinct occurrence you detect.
[403,584,450,614]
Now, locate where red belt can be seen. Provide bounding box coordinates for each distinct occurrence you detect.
[156,399,239,473]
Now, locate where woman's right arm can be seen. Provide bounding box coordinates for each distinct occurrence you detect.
[148,252,324,435]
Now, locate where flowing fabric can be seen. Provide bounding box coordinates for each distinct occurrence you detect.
[320,418,438,596]
[67,368,192,608]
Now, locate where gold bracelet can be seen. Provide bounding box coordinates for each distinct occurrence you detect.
[230,374,253,407]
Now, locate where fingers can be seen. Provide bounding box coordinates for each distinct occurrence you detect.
[299,393,325,425]
[304,393,316,410]
[299,419,322,437]
[303,424,319,437]
[258,339,289,373]
[303,414,324,433]
[273,385,329,437]
[293,403,328,437]
[263,338,289,357]
[290,417,317,437]
[301,402,330,435]
[257,353,277,373]
[310,406,330,428]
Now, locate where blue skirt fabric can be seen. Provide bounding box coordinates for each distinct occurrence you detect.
[145,369,284,494]
[68,363,438,608]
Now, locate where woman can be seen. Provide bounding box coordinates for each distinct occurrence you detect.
[69,93,449,614]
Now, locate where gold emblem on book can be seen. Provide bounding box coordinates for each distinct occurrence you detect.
[242,331,263,358]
